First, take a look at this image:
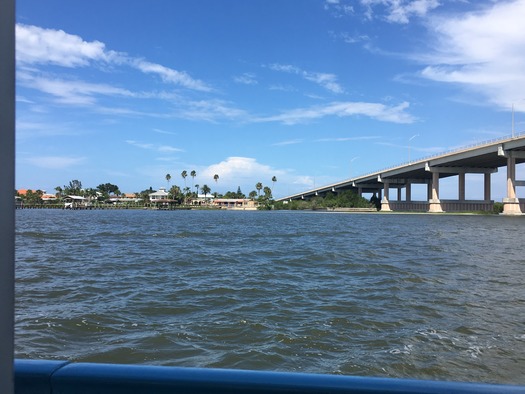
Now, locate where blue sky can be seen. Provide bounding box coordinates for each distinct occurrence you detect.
[15,0,525,199]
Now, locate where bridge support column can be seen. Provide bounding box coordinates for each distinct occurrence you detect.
[458,173,465,201]
[428,172,443,213]
[502,155,522,215]
[381,180,391,211]
[484,173,491,201]
[405,181,411,202]
[397,187,402,201]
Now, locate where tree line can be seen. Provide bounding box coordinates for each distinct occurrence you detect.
[16,173,279,207]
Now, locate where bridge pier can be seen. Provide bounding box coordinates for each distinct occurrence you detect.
[380,180,391,212]
[458,172,465,201]
[428,172,443,213]
[502,154,522,215]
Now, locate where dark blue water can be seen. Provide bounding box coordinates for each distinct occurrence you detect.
[15,209,525,384]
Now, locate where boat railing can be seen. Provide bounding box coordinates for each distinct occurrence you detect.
[14,359,525,394]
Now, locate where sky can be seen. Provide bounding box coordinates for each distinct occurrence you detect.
[15,0,525,200]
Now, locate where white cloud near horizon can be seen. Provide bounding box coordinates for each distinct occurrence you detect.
[420,0,525,112]
[201,157,284,182]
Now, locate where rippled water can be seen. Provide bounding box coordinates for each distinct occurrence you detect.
[15,209,525,384]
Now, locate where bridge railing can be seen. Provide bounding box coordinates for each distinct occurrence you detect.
[14,359,525,394]
[359,131,525,180]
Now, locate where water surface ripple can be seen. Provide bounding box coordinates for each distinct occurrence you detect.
[15,210,525,384]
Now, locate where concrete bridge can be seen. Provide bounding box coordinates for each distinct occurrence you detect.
[277,133,525,215]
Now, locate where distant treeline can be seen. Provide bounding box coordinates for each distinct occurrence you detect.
[273,190,379,211]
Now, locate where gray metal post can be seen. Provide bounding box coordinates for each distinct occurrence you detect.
[0,0,16,392]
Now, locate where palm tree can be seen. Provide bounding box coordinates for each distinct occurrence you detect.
[54,186,63,198]
[190,170,196,187]
[271,176,277,192]
[263,186,272,199]
[194,184,199,196]
[249,190,257,200]
[182,186,190,204]
[256,182,263,197]
[166,173,171,189]
[181,170,187,188]
[201,184,211,203]
[213,174,219,183]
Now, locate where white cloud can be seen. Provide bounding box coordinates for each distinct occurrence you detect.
[16,24,112,67]
[199,157,285,192]
[316,136,380,142]
[421,0,525,111]
[256,101,415,125]
[25,155,86,169]
[360,0,440,23]
[16,24,211,92]
[131,59,212,92]
[268,63,344,94]
[272,139,303,146]
[234,73,258,85]
[126,140,183,153]
[18,71,136,105]
[176,99,248,123]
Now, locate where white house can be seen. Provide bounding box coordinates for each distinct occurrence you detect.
[149,188,170,203]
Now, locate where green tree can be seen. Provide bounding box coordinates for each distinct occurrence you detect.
[97,183,120,200]
[24,189,43,205]
[236,186,245,198]
[194,184,199,196]
[201,184,211,201]
[190,170,197,187]
[249,190,257,200]
[263,186,272,199]
[181,170,188,188]
[169,185,182,203]
[166,173,171,188]
[54,186,63,198]
[255,182,263,197]
[183,186,190,204]
[213,174,219,183]
[271,176,277,192]
[64,180,82,196]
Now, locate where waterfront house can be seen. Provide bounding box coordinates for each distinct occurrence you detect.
[63,195,86,209]
[212,198,258,210]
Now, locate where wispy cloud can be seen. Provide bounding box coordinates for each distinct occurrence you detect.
[272,139,303,146]
[268,63,344,94]
[175,99,249,123]
[25,155,86,169]
[316,136,380,142]
[233,72,258,85]
[126,140,184,153]
[419,0,525,111]
[360,0,440,23]
[255,101,415,125]
[18,71,136,105]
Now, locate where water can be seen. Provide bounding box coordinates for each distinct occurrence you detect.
[15,209,525,384]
